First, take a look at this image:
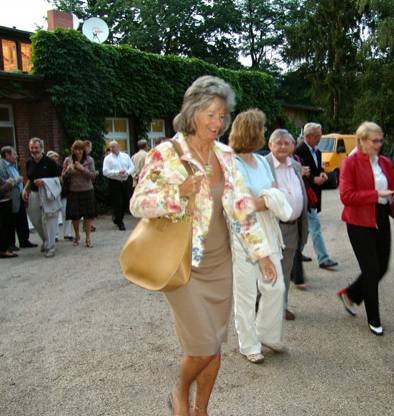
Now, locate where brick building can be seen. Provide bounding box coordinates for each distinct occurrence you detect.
[0,25,65,175]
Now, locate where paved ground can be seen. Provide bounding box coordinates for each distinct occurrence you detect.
[1,189,393,416]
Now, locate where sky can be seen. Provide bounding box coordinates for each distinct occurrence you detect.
[0,0,50,32]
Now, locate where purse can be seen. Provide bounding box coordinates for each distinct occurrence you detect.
[119,139,195,292]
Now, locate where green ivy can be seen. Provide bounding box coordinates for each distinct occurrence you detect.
[31,29,280,209]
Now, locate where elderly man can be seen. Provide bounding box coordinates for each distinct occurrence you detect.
[294,123,338,269]
[266,129,309,320]
[22,138,61,257]
[131,139,148,187]
[0,146,37,250]
[103,141,134,230]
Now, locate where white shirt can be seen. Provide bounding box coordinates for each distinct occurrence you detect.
[370,155,388,204]
[272,155,304,221]
[103,152,135,182]
[305,141,319,167]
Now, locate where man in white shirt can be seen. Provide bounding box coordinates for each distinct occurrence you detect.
[266,129,309,321]
[103,141,134,230]
[131,139,148,187]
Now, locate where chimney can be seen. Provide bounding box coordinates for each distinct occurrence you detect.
[47,10,73,31]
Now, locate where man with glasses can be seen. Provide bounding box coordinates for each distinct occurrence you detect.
[295,123,338,270]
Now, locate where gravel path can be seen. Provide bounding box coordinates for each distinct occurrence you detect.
[1,189,393,416]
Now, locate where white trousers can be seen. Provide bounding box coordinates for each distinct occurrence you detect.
[27,191,58,253]
[58,197,72,238]
[233,237,285,355]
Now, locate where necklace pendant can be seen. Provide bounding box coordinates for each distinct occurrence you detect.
[204,164,213,177]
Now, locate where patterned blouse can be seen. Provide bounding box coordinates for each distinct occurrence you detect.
[130,133,272,267]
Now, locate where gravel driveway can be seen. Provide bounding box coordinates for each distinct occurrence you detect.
[1,189,393,416]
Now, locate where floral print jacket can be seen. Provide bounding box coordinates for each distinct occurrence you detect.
[129,133,273,267]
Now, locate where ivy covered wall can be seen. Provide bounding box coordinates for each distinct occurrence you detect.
[32,29,280,154]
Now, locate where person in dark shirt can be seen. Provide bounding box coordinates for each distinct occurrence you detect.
[22,138,60,257]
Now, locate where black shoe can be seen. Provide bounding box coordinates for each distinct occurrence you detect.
[369,324,384,336]
[64,236,73,241]
[91,225,96,232]
[319,259,338,269]
[118,223,126,231]
[9,245,20,252]
[301,254,312,262]
[20,241,38,248]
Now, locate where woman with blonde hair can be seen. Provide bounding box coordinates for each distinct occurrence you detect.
[229,109,290,363]
[130,77,276,415]
[338,121,394,336]
[62,140,97,247]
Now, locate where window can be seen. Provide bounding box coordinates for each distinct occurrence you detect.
[0,105,16,148]
[2,39,18,71]
[104,117,130,153]
[147,119,166,147]
[317,137,335,152]
[21,42,32,72]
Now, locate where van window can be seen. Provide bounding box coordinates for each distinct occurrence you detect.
[337,139,346,153]
[317,137,335,152]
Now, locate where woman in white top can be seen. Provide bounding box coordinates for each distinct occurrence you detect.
[338,121,394,336]
[229,109,287,363]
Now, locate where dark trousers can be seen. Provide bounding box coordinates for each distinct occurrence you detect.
[108,178,130,226]
[291,245,305,285]
[0,199,13,252]
[346,204,391,327]
[10,196,30,247]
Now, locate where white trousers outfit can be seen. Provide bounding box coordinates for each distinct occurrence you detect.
[59,197,72,238]
[233,236,285,355]
[27,191,58,254]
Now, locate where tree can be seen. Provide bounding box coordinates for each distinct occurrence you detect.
[49,0,242,68]
[283,0,364,130]
[237,0,297,72]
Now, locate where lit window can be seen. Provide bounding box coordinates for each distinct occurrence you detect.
[2,39,18,71]
[0,105,15,148]
[104,117,130,153]
[147,119,166,147]
[21,43,32,72]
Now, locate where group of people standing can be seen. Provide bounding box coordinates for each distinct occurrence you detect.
[130,75,394,415]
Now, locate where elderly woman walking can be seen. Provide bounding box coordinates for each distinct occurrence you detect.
[338,121,394,336]
[130,76,276,415]
[229,111,292,363]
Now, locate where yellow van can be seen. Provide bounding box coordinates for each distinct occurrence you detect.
[317,133,357,188]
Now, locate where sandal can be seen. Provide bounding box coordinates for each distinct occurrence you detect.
[246,352,264,364]
[85,239,93,248]
[0,251,18,258]
[73,237,80,246]
[192,404,208,415]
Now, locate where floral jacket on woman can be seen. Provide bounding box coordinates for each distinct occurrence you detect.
[130,133,273,267]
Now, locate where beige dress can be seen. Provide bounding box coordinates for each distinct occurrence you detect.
[165,180,233,356]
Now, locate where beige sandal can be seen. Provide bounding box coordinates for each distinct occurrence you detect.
[246,352,264,363]
[73,237,80,246]
[85,239,93,248]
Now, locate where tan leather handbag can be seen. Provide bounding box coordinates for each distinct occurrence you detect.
[119,140,194,292]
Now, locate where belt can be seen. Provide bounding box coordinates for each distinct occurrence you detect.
[280,219,298,225]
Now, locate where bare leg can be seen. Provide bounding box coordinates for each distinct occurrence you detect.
[172,355,217,416]
[192,353,221,415]
[72,219,80,244]
[84,218,92,246]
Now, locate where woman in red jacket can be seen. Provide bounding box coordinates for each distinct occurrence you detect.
[338,121,394,336]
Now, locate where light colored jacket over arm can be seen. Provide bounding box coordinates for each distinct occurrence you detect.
[130,133,274,267]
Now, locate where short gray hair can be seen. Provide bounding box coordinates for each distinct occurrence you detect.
[137,139,148,149]
[268,129,295,145]
[303,122,322,136]
[173,75,236,137]
[0,145,15,158]
[29,137,44,150]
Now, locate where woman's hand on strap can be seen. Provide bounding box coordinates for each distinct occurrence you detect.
[179,175,203,198]
[258,256,277,285]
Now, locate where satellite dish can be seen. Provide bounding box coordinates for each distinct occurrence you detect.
[82,17,109,43]
[72,14,80,30]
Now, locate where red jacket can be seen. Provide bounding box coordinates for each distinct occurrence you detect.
[340,150,394,228]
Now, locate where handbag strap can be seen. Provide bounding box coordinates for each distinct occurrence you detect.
[170,139,195,214]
